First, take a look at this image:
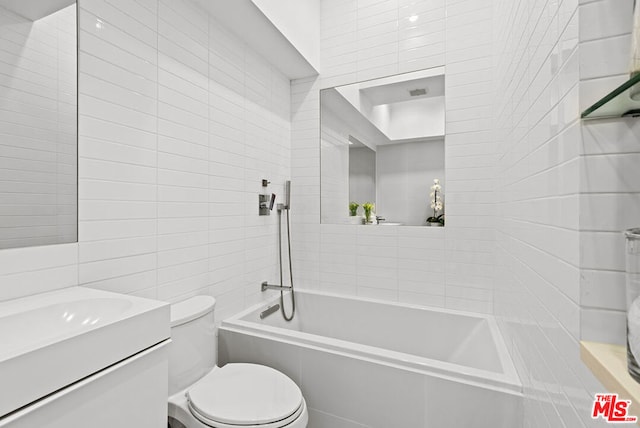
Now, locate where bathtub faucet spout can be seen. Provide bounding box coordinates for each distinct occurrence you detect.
[261,281,292,292]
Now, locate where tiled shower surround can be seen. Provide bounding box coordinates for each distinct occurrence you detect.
[0,0,639,427]
[291,0,640,427]
[0,0,292,324]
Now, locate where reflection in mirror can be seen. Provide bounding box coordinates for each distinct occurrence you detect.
[0,1,77,249]
[349,138,375,212]
[321,67,445,226]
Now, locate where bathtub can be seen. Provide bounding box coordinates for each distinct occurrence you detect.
[219,290,522,428]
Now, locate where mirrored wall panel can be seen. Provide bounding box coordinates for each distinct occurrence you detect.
[321,68,445,226]
[0,0,77,249]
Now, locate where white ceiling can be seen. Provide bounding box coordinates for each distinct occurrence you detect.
[360,74,445,106]
[0,0,74,21]
[321,88,390,149]
[191,0,318,79]
[324,68,446,147]
[349,135,371,150]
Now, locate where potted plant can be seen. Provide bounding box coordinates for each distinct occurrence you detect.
[426,179,444,227]
[348,201,363,224]
[349,202,359,216]
[362,202,375,224]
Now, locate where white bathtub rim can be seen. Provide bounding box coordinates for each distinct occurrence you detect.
[227,288,520,383]
[220,323,522,397]
[229,288,497,323]
[221,289,522,394]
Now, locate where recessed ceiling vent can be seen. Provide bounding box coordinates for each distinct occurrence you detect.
[409,88,428,97]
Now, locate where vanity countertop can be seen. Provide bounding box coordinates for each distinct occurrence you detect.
[0,287,169,419]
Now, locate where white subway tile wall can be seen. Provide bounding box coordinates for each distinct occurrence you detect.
[0,0,291,323]
[293,0,493,319]
[578,0,639,348]
[444,0,495,315]
[493,0,587,423]
[291,0,626,426]
[0,0,634,425]
[493,0,636,426]
[0,6,77,249]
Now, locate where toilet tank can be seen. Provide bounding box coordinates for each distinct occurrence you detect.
[168,296,216,396]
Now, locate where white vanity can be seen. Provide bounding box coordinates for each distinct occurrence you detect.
[0,3,170,426]
[0,287,170,428]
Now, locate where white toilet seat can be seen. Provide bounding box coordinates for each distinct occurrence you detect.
[188,398,306,428]
[185,363,305,428]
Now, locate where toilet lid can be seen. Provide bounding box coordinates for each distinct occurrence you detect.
[187,363,303,427]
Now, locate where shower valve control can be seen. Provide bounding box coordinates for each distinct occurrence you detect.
[259,178,274,216]
[259,193,275,216]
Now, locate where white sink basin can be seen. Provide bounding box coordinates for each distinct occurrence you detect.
[0,298,133,356]
[378,222,403,226]
[0,287,169,418]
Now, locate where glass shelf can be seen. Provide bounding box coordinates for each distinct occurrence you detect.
[582,73,640,120]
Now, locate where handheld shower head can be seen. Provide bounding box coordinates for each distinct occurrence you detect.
[284,180,291,210]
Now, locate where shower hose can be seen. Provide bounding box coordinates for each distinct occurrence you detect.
[278,207,295,321]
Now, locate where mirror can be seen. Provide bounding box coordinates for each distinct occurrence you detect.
[321,67,445,226]
[348,139,375,210]
[0,1,77,249]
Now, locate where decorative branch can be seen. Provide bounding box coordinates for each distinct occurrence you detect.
[427,179,444,225]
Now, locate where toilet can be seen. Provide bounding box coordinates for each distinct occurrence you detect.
[167,296,308,428]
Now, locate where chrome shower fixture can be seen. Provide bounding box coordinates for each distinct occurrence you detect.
[261,179,296,321]
[258,178,275,216]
